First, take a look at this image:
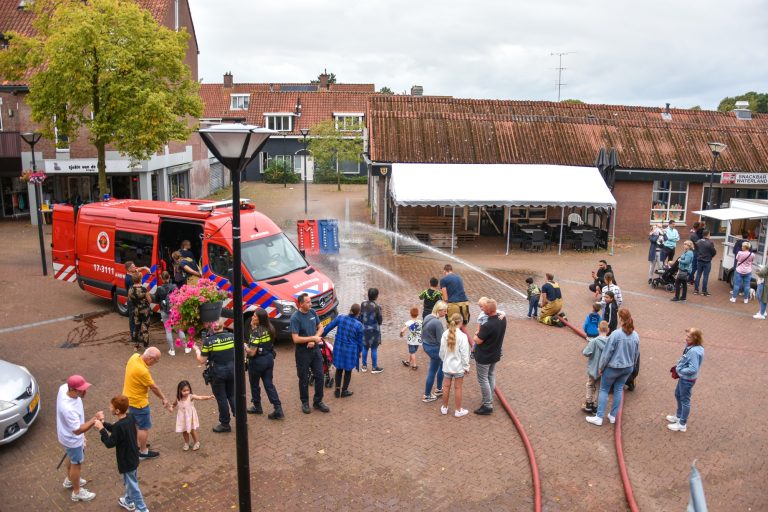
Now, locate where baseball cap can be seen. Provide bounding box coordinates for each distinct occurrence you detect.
[67,375,92,392]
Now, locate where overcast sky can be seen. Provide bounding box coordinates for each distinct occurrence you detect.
[188,0,767,110]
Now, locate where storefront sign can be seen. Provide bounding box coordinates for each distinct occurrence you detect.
[44,159,136,174]
[720,172,768,185]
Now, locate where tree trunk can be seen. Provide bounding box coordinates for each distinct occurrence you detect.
[97,141,108,198]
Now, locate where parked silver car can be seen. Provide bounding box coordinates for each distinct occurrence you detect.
[0,360,40,445]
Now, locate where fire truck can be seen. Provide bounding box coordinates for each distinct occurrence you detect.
[51,198,338,335]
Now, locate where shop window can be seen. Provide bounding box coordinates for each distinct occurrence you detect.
[115,231,154,268]
[169,172,188,199]
[207,242,233,280]
[651,180,688,223]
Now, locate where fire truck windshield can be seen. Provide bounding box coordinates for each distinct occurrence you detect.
[242,233,308,281]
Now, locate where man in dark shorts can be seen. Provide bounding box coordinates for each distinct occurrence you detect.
[290,293,330,414]
[440,264,470,326]
[473,299,506,415]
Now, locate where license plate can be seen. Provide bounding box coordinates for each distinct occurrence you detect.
[28,393,39,414]
[320,316,332,328]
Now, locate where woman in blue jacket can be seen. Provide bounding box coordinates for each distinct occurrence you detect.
[667,328,705,432]
[586,308,640,426]
[671,240,695,302]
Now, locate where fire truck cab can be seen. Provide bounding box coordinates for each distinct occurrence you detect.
[51,198,339,336]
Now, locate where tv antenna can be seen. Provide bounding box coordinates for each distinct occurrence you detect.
[551,51,575,101]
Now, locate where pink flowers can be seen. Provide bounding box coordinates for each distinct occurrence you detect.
[165,279,230,341]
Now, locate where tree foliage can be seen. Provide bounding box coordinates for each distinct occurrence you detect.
[0,0,203,195]
[717,92,768,113]
[310,71,337,84]
[306,119,363,191]
[378,86,394,95]
[561,99,583,104]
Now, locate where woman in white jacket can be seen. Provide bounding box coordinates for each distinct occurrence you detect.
[439,313,471,417]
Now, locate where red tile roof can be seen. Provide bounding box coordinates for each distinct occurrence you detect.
[368,96,768,173]
[200,83,380,135]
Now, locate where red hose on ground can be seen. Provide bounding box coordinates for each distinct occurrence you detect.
[494,385,542,512]
[559,316,640,512]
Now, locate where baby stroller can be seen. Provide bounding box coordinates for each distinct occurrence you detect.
[651,259,678,292]
[309,339,334,389]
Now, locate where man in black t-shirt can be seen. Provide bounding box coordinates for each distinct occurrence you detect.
[473,298,507,415]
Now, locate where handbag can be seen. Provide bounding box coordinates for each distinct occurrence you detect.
[649,234,659,243]
[676,270,689,281]
[670,365,679,379]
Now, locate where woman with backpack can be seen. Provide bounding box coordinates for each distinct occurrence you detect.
[155,271,188,356]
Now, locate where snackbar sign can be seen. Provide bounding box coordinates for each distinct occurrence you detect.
[720,172,768,185]
[44,159,136,174]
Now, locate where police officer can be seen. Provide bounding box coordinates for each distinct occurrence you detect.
[246,308,284,420]
[194,322,235,432]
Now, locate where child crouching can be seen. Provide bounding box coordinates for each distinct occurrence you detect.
[582,321,609,414]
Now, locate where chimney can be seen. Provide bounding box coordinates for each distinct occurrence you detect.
[223,72,233,89]
[319,70,330,90]
[411,85,424,96]
[733,100,752,121]
[661,102,672,121]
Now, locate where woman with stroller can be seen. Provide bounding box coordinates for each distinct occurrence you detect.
[671,240,695,302]
[648,224,664,284]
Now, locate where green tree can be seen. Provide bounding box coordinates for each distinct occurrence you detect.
[717,92,768,113]
[310,71,337,84]
[561,99,584,104]
[379,86,394,95]
[307,119,363,191]
[0,0,202,196]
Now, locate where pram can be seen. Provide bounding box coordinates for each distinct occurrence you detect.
[650,259,678,292]
[309,339,334,388]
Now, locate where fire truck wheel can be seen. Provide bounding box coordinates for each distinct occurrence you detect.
[112,291,129,317]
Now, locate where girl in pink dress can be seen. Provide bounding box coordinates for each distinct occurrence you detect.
[172,380,213,451]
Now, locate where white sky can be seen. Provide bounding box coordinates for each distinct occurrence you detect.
[188,0,767,110]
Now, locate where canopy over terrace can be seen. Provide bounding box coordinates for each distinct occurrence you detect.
[388,163,618,254]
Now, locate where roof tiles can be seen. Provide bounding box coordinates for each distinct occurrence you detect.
[368,96,768,172]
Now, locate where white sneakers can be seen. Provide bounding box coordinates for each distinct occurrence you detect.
[666,414,687,432]
[729,297,736,303]
[184,346,192,354]
[454,408,469,417]
[440,405,448,415]
[608,414,616,424]
[63,477,87,489]
[168,349,175,356]
[753,313,766,320]
[744,298,749,304]
[586,415,603,426]
[665,415,679,423]
[71,488,96,502]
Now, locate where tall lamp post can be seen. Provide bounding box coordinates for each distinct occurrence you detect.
[197,123,273,512]
[21,132,47,276]
[706,142,727,209]
[299,128,309,215]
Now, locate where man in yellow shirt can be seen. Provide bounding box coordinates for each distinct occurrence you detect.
[122,347,170,459]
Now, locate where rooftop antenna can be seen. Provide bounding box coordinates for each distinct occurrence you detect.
[551,51,575,101]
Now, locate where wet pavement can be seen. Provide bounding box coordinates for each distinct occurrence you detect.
[1,183,767,511]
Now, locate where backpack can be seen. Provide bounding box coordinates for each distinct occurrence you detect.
[154,283,176,312]
[585,312,600,335]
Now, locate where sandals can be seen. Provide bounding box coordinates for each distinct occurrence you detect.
[192,442,200,451]
[183,443,190,451]
[401,360,410,367]
[411,365,418,371]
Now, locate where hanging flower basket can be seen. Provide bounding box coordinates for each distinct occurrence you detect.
[165,279,229,341]
[20,169,47,184]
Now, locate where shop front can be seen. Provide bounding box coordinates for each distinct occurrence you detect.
[704,172,768,236]
[42,158,144,205]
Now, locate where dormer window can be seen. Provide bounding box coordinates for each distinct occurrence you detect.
[230,94,249,110]
[264,113,293,132]
[334,113,364,131]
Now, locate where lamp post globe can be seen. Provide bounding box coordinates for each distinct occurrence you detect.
[197,123,273,512]
[706,142,727,210]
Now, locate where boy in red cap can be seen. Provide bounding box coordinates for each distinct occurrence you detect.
[56,375,103,502]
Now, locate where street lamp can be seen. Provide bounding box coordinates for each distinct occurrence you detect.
[197,123,273,512]
[706,142,727,209]
[300,127,309,215]
[20,132,47,276]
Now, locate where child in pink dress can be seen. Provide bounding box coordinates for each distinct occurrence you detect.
[172,380,213,451]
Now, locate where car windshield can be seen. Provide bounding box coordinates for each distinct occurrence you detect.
[242,233,307,281]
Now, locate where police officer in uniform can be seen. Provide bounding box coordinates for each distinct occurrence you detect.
[194,322,236,432]
[246,308,284,420]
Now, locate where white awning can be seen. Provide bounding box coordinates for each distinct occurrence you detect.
[389,163,616,208]
[693,207,767,221]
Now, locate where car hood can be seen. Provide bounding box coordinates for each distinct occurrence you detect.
[0,360,32,401]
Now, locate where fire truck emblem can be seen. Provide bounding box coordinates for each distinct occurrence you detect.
[96,231,110,253]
